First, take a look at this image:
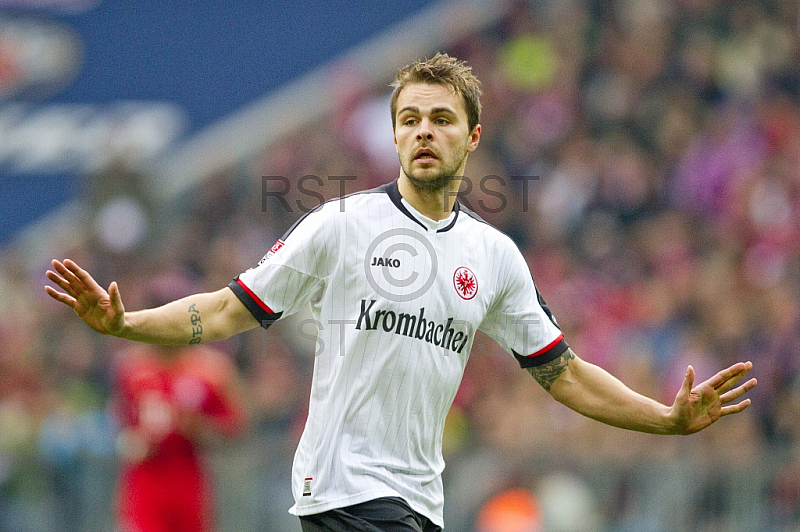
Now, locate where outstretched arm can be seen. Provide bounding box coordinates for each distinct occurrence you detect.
[46,259,259,345]
[528,348,756,435]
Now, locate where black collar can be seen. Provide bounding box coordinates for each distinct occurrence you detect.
[382,179,460,233]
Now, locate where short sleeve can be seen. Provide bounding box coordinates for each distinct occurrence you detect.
[229,202,338,328]
[479,244,568,368]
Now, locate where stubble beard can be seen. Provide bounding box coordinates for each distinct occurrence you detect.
[401,148,468,194]
[404,170,457,192]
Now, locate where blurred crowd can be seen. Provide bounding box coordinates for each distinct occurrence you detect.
[1,0,800,530]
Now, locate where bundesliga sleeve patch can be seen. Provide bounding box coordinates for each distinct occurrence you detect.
[256,239,285,267]
[266,239,285,259]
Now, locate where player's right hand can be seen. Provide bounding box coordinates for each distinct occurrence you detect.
[45,259,126,336]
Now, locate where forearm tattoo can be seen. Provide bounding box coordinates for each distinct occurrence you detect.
[188,303,203,344]
[527,348,575,391]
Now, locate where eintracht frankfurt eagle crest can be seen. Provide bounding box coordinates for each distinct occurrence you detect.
[453,267,477,300]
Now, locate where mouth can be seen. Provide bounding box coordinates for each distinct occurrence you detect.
[414,148,437,164]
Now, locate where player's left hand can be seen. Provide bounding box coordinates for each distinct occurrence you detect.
[669,361,757,435]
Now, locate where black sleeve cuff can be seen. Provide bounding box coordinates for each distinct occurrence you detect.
[228,277,282,330]
[513,338,569,368]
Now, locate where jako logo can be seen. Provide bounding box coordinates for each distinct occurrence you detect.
[371,257,401,267]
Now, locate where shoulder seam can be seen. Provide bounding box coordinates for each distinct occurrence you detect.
[279,181,389,240]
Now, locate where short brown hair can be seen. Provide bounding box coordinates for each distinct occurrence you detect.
[390,53,482,132]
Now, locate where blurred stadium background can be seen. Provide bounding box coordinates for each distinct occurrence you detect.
[2,0,799,530]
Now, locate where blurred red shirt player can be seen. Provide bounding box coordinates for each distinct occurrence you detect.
[112,343,247,532]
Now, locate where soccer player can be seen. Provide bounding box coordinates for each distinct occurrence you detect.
[46,53,756,532]
[113,342,247,532]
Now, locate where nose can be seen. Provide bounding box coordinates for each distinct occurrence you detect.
[417,118,434,141]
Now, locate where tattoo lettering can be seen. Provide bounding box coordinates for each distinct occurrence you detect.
[188,304,203,344]
[527,348,575,391]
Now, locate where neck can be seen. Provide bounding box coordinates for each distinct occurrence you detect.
[397,174,462,221]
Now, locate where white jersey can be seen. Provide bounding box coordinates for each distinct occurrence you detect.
[229,180,568,527]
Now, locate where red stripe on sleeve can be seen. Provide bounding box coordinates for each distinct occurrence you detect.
[526,333,564,358]
[236,278,275,314]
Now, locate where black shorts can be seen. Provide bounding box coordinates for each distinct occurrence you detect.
[299,497,442,532]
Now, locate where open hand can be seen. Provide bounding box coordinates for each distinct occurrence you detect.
[670,361,757,435]
[45,259,125,336]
